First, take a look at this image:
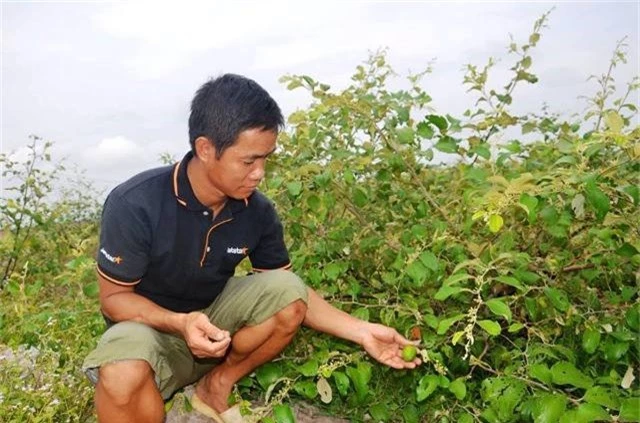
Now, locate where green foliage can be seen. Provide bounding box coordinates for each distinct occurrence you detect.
[1,12,639,422]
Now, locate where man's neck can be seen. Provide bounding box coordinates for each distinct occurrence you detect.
[186,157,227,214]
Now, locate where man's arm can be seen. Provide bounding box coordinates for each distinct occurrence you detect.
[303,288,420,369]
[98,273,231,358]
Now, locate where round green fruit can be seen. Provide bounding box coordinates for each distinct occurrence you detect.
[401,345,418,362]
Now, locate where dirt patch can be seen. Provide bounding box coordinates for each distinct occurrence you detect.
[165,384,349,423]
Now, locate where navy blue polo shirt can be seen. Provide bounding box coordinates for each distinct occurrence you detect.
[96,152,291,313]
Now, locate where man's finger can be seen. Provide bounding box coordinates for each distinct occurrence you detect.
[209,330,229,342]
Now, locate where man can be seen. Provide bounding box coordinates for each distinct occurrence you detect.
[83,74,419,423]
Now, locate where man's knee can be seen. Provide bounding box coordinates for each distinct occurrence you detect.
[275,300,307,334]
[98,360,155,405]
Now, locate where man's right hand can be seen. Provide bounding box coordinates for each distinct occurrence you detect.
[182,312,231,358]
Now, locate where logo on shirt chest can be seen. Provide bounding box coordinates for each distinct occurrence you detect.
[226,246,248,256]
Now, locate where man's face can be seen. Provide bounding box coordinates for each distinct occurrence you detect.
[203,128,277,200]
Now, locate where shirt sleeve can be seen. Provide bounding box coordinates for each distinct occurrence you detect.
[96,192,151,285]
[249,201,291,272]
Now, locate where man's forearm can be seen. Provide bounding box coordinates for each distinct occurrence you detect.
[303,287,370,345]
[101,291,187,335]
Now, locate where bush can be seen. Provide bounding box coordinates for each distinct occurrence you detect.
[0,12,637,422]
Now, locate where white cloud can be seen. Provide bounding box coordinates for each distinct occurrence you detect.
[93,1,365,78]
[84,136,144,165]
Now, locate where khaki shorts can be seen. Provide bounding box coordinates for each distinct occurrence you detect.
[82,270,308,399]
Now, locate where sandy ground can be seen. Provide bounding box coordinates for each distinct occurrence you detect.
[165,384,350,423]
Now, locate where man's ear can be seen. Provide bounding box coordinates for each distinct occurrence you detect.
[194,137,217,162]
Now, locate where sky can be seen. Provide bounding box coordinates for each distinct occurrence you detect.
[1,1,639,197]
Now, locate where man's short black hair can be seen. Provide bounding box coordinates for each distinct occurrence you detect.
[188,74,284,158]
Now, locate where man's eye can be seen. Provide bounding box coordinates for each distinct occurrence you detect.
[243,161,255,165]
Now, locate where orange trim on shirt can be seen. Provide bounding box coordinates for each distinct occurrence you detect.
[252,262,292,273]
[172,161,190,207]
[96,266,141,286]
[199,218,234,267]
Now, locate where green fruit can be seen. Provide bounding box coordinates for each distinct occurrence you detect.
[402,345,418,362]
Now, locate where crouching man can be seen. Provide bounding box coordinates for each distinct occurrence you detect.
[83,74,419,423]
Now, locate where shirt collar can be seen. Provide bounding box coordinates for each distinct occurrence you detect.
[172,151,250,213]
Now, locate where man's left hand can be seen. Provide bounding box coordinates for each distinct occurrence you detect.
[359,323,421,369]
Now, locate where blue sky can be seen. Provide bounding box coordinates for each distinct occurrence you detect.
[2,1,638,194]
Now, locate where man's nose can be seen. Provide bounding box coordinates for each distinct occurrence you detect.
[249,163,265,181]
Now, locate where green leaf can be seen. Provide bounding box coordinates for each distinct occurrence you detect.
[551,361,594,390]
[619,397,640,422]
[369,403,390,421]
[346,362,372,402]
[402,404,420,423]
[458,413,474,423]
[396,127,415,144]
[529,363,553,385]
[533,393,567,423]
[256,363,282,390]
[488,214,504,233]
[435,137,458,154]
[286,181,303,197]
[352,307,370,322]
[585,386,620,410]
[306,194,321,211]
[297,359,318,377]
[581,328,601,354]
[473,144,491,160]
[418,251,439,272]
[626,306,640,331]
[604,111,624,133]
[444,272,474,286]
[604,340,629,362]
[332,371,350,397]
[574,403,611,422]
[83,282,99,298]
[273,404,295,423]
[617,242,639,257]
[406,260,428,286]
[424,148,434,161]
[519,193,539,220]
[324,262,342,281]
[478,320,501,336]
[508,323,525,333]
[544,287,570,312]
[417,374,440,402]
[437,314,465,335]
[397,107,411,123]
[434,285,465,301]
[622,185,639,205]
[585,181,610,222]
[486,298,512,322]
[293,380,318,399]
[353,187,368,208]
[495,275,526,292]
[513,269,539,284]
[427,114,448,131]
[449,378,467,400]
[417,122,434,139]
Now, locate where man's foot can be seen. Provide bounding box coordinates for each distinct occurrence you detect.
[194,370,233,413]
[190,394,245,423]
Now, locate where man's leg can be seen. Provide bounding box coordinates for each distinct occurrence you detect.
[95,359,164,423]
[84,321,204,422]
[195,299,307,412]
[195,270,310,413]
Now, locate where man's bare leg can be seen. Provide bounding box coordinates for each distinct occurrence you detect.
[195,299,307,412]
[95,359,164,423]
